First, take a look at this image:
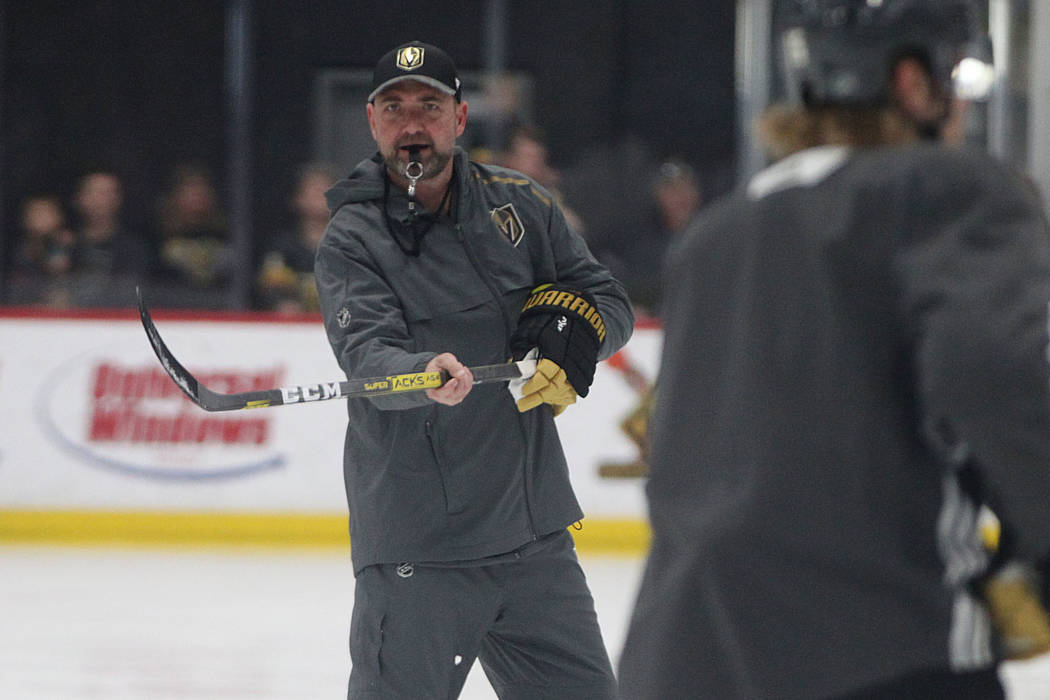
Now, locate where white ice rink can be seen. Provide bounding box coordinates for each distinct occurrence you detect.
[2,545,1048,699]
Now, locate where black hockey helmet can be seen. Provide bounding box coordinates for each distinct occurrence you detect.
[774,0,993,107]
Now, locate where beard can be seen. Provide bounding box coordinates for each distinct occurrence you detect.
[383,141,453,183]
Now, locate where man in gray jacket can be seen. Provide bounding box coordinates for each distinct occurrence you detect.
[315,40,632,699]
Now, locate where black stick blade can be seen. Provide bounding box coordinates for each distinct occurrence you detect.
[137,287,204,406]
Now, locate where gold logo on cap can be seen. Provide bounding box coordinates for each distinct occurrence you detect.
[396,46,424,71]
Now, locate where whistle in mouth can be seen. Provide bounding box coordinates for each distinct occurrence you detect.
[405,146,424,200]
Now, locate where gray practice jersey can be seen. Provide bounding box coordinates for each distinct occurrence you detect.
[620,143,1050,699]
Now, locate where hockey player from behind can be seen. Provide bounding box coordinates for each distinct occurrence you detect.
[618,1,1050,699]
[314,41,632,699]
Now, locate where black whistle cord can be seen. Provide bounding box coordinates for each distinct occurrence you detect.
[381,166,456,257]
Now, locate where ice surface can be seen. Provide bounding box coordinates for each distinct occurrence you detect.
[0,546,1045,699]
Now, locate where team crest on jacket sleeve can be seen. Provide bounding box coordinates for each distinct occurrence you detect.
[336,306,352,329]
[491,203,525,247]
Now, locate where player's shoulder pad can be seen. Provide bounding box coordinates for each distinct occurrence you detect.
[866,143,1015,191]
[890,143,1039,213]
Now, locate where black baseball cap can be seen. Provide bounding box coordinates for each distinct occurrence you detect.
[368,41,462,103]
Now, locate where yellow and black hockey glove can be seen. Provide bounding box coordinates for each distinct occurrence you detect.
[509,283,605,402]
[977,511,1050,660]
[510,356,577,416]
[982,563,1050,660]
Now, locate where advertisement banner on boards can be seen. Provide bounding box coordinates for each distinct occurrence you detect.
[0,311,658,519]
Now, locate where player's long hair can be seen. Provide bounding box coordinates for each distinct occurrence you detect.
[756,102,920,161]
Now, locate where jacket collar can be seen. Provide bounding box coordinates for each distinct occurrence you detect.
[326,147,473,216]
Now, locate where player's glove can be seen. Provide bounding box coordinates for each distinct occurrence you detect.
[509,283,605,398]
[975,509,1050,660]
[982,563,1050,660]
[508,353,577,416]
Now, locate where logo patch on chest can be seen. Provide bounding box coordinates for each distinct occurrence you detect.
[491,202,526,247]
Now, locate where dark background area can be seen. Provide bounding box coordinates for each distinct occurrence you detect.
[1,1,737,308]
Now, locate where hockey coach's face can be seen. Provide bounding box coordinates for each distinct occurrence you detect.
[367,80,468,184]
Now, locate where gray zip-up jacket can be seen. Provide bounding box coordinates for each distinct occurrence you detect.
[315,148,633,573]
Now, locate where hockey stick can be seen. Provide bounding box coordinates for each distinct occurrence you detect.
[137,289,536,412]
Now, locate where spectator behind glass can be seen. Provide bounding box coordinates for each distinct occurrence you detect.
[653,160,703,236]
[70,170,150,307]
[634,160,702,316]
[255,162,339,313]
[596,159,703,318]
[6,194,76,307]
[496,124,586,234]
[153,163,231,308]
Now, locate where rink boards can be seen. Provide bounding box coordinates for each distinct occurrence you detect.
[0,308,659,553]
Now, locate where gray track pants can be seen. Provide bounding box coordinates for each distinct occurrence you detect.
[347,529,618,699]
